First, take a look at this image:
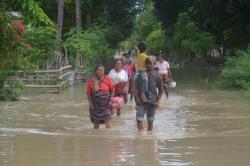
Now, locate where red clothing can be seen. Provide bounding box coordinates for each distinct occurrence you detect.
[129,63,136,79]
[86,76,114,96]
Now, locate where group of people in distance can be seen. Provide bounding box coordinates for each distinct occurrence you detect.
[86,42,173,131]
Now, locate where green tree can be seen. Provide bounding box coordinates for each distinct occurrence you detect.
[192,0,250,51]
[173,13,215,57]
[153,0,192,29]
[120,3,163,51]
[5,0,53,26]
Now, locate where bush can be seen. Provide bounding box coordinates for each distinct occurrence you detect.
[24,27,57,68]
[62,26,115,76]
[0,80,24,101]
[219,46,250,90]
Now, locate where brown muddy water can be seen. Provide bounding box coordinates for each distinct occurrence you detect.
[0,69,250,166]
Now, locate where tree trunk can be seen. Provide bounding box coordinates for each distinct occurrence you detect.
[75,0,81,28]
[86,12,91,28]
[56,0,64,68]
[56,0,64,41]
[85,0,92,29]
[75,51,81,69]
[75,0,81,72]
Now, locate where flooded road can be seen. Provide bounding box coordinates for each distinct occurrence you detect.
[1,69,250,166]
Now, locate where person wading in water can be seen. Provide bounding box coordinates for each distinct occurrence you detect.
[108,59,129,116]
[155,54,172,97]
[122,53,136,101]
[134,58,163,131]
[86,65,114,129]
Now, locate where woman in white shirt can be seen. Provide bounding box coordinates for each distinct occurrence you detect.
[108,59,129,116]
[155,54,172,97]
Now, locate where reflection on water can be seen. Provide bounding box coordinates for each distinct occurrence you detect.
[0,68,250,166]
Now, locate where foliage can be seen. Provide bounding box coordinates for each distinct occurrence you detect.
[63,27,106,58]
[153,0,192,29]
[145,28,165,54]
[219,46,250,90]
[121,4,215,57]
[120,3,163,53]
[0,80,24,101]
[24,27,57,68]
[134,4,160,41]
[173,12,215,56]
[0,9,37,86]
[122,5,215,59]
[192,0,250,50]
[0,2,49,100]
[63,26,114,73]
[107,0,137,41]
[4,0,53,26]
[153,0,250,52]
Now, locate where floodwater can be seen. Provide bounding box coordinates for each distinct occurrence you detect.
[0,68,250,166]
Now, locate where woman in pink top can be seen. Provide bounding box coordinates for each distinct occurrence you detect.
[108,59,129,116]
[155,54,172,97]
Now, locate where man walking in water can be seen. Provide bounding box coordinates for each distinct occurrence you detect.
[134,58,163,131]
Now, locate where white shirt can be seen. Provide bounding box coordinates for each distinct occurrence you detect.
[155,61,170,75]
[108,69,128,85]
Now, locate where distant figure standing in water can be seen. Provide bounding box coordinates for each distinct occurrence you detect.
[86,65,114,129]
[122,52,136,101]
[134,58,163,131]
[155,54,172,98]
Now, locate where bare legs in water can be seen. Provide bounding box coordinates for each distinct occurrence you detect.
[137,120,154,131]
[94,119,112,129]
[163,85,168,98]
